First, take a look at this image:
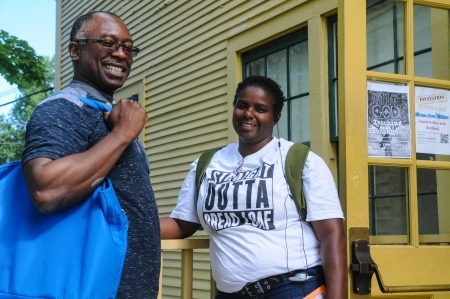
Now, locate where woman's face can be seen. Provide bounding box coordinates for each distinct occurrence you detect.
[233,86,280,149]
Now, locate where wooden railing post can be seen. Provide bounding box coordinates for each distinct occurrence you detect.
[158,252,163,299]
[159,239,210,299]
[181,249,193,299]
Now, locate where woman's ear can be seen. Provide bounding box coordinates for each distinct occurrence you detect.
[273,113,281,124]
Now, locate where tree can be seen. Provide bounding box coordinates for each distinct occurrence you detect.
[0,30,47,90]
[0,56,54,164]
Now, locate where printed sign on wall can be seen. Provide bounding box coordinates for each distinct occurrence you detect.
[367,82,411,158]
[415,86,450,155]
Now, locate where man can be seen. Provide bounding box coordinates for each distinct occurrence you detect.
[22,11,160,298]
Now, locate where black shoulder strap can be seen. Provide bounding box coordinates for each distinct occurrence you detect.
[284,142,310,221]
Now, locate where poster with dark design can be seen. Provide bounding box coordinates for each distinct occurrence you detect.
[367,82,411,158]
[202,162,276,231]
[415,86,450,155]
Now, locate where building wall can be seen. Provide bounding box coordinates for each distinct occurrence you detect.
[57,1,338,297]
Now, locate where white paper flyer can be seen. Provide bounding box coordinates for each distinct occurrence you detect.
[367,82,411,158]
[415,86,450,155]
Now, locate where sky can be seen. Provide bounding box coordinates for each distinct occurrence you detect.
[0,0,56,115]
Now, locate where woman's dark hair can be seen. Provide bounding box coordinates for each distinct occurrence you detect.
[70,11,121,42]
[233,76,285,116]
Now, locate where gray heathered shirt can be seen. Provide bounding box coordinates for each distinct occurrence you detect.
[22,80,160,299]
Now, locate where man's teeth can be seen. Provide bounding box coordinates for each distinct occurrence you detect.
[242,123,255,127]
[106,65,123,73]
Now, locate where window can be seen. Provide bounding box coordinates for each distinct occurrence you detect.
[366,0,450,245]
[242,30,310,145]
[328,15,338,142]
[367,0,405,74]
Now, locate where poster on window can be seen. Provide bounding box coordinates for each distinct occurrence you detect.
[415,86,450,155]
[367,82,411,158]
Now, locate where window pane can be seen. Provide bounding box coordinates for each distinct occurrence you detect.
[417,169,450,245]
[289,41,309,96]
[246,58,265,76]
[290,95,310,143]
[328,16,339,142]
[368,166,408,245]
[242,30,309,143]
[267,50,287,96]
[414,5,450,80]
[415,86,450,158]
[367,0,405,74]
[274,113,288,141]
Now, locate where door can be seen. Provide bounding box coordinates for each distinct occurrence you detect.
[339,0,450,298]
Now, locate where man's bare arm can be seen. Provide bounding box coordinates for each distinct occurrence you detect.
[23,99,147,213]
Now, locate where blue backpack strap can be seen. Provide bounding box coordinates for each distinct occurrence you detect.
[52,92,112,112]
[76,96,112,112]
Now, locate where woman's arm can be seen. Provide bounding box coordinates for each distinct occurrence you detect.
[160,217,200,239]
[310,218,346,299]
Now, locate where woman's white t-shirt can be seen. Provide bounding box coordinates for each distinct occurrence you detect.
[170,137,344,292]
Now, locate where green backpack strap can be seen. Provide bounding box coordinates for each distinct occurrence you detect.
[195,147,222,197]
[285,142,310,221]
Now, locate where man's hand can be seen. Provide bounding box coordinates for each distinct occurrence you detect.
[103,99,147,142]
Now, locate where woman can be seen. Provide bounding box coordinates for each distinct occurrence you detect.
[160,76,346,298]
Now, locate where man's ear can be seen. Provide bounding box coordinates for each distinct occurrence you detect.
[68,41,80,61]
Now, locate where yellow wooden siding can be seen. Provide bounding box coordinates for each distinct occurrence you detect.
[162,251,211,299]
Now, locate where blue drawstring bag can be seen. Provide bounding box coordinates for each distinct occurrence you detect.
[0,96,128,299]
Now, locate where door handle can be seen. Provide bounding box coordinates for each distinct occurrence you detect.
[350,227,450,294]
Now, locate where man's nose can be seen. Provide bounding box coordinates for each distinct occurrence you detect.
[112,45,128,58]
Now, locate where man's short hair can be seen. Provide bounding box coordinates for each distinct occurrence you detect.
[70,11,122,41]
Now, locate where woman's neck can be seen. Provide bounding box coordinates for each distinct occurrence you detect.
[238,136,274,157]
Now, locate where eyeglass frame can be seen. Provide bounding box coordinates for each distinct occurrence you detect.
[74,39,140,57]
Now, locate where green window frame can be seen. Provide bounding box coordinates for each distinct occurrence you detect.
[327,14,338,142]
[242,30,310,146]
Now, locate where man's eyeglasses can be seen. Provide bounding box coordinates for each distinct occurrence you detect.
[75,39,140,57]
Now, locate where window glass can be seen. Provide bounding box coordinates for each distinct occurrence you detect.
[275,111,289,140]
[290,95,310,143]
[246,58,265,76]
[267,49,288,96]
[367,0,405,74]
[328,15,338,142]
[417,168,450,245]
[243,31,309,144]
[289,41,308,96]
[414,5,449,80]
[415,86,450,159]
[368,166,408,245]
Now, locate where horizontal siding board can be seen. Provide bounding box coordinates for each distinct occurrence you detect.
[146,62,227,105]
[150,151,206,170]
[137,44,227,98]
[147,116,227,151]
[147,130,228,158]
[146,79,227,117]
[149,139,228,164]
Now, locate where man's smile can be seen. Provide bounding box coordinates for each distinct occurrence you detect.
[105,64,124,74]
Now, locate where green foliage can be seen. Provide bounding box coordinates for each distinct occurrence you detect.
[0,56,55,164]
[0,30,47,90]
[0,114,25,163]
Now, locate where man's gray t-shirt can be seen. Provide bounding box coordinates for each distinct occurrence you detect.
[22,81,160,299]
